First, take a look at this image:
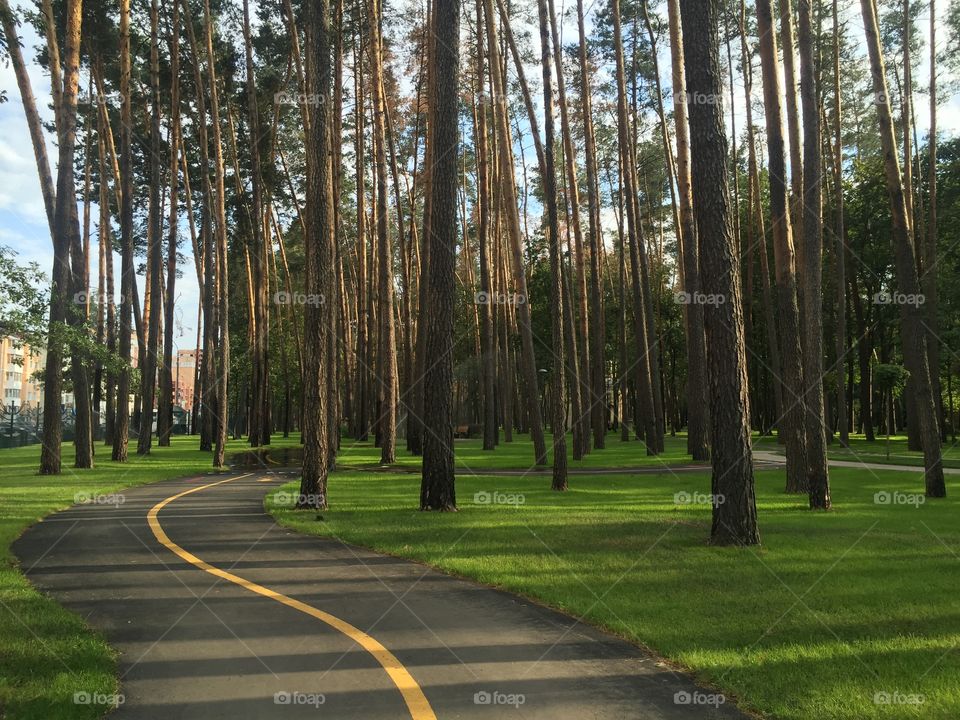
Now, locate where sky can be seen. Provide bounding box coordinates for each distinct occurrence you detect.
[1,0,959,354]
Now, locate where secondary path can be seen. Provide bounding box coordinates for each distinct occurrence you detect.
[15,471,748,720]
[752,450,960,474]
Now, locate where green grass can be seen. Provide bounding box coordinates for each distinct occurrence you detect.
[4,430,957,719]
[335,431,702,470]
[753,433,960,469]
[269,435,960,720]
[0,435,299,720]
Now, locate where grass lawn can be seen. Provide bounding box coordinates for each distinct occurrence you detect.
[337,430,960,472]
[0,435,298,720]
[269,435,960,720]
[335,430,701,470]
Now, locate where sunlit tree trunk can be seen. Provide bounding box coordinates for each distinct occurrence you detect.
[482,0,547,465]
[137,0,163,455]
[367,0,397,464]
[926,0,942,440]
[158,0,180,447]
[859,0,945,497]
[201,0,231,467]
[612,0,658,455]
[756,0,809,493]
[667,0,709,460]
[537,0,568,489]
[300,0,333,507]
[474,5,498,451]
[243,0,270,448]
[831,0,849,447]
[797,0,830,509]
[112,0,133,463]
[680,0,759,546]
[576,0,606,450]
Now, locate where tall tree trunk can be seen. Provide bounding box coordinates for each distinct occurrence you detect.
[159,0,181,447]
[740,0,784,436]
[859,0,945,497]
[680,0,759,546]
[353,44,370,442]
[756,0,809,493]
[367,0,397,464]
[667,0,709,461]
[546,0,589,458]
[300,0,333,507]
[538,0,568,490]
[474,5,498,451]
[575,0,606,451]
[612,0,658,455]
[137,0,164,455]
[202,0,230,468]
[797,0,830,509]
[33,0,83,472]
[926,0,942,440]
[831,0,849,447]
[420,0,460,510]
[243,0,270,448]
[779,0,805,319]
[482,0,547,465]
[112,0,133,463]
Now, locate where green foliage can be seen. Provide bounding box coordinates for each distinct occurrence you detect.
[874,363,910,396]
[0,246,49,347]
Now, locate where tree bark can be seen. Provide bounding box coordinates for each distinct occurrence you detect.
[538,0,568,490]
[756,0,809,493]
[112,0,133,463]
[667,0,709,460]
[420,0,460,511]
[300,0,334,507]
[367,0,397,464]
[137,0,164,455]
[680,0,760,546]
[482,0,547,465]
[859,0,945,497]
[797,0,831,509]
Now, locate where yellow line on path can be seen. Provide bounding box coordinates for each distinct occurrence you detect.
[147,474,437,720]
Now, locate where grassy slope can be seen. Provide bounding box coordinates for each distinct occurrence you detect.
[0,435,298,720]
[271,436,960,720]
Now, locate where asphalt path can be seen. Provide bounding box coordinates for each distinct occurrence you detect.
[15,471,749,719]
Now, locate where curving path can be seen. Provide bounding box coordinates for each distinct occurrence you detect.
[15,471,749,719]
